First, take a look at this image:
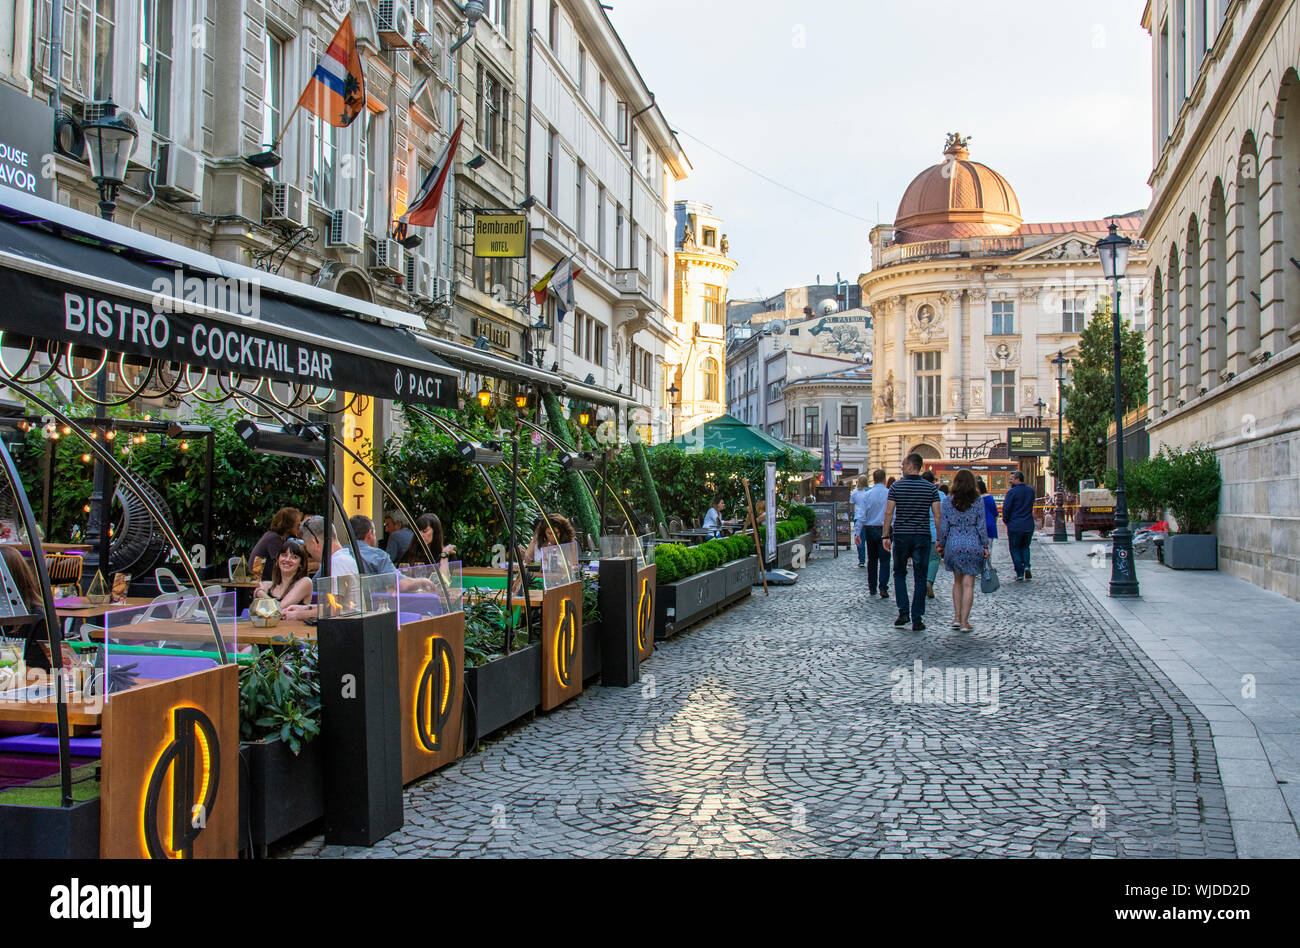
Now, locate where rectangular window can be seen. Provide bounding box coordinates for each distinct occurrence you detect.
[615,205,624,267]
[702,228,716,248]
[549,1,559,52]
[767,381,781,402]
[76,0,116,99]
[476,65,508,162]
[593,323,605,367]
[991,300,1014,335]
[840,405,858,437]
[913,351,942,418]
[991,370,1015,415]
[545,127,556,209]
[1159,20,1170,142]
[1062,299,1087,333]
[598,76,607,126]
[262,32,283,152]
[1176,0,1188,101]
[804,407,819,441]
[490,0,509,32]
[474,255,508,296]
[1132,294,1147,333]
[616,101,629,145]
[644,235,652,280]
[1194,0,1208,70]
[139,0,174,139]
[575,161,585,239]
[701,285,722,324]
[312,116,338,207]
[577,44,586,96]
[595,184,605,255]
[572,312,583,356]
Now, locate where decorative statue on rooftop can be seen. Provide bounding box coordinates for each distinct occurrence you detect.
[944,131,972,153]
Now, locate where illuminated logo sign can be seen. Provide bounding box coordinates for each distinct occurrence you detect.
[142,706,219,859]
[553,598,577,688]
[635,578,652,652]
[415,636,456,752]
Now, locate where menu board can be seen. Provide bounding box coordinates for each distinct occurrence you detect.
[1008,427,1051,456]
[809,503,837,546]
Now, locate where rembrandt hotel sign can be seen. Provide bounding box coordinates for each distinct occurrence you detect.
[473,213,526,257]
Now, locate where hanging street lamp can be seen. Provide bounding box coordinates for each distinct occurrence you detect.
[80,101,139,222]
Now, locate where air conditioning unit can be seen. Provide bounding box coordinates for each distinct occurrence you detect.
[373,238,405,276]
[411,0,431,32]
[377,0,413,48]
[154,143,203,202]
[434,276,452,301]
[327,209,364,251]
[265,183,309,228]
[406,254,434,299]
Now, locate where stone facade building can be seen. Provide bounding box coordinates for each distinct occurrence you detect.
[667,200,734,435]
[1140,0,1300,599]
[860,134,1149,486]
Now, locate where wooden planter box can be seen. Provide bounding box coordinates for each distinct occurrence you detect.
[239,736,325,852]
[0,798,100,859]
[1165,534,1218,570]
[464,643,541,742]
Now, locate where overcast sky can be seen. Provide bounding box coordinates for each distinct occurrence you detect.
[607,0,1153,300]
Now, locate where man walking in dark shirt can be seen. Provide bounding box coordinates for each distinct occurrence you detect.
[882,453,942,631]
[1002,471,1037,580]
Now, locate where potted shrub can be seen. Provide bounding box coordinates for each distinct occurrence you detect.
[238,640,325,852]
[1159,444,1222,569]
[0,776,101,859]
[460,588,538,742]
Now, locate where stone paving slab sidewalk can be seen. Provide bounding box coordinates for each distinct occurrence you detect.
[1044,534,1300,858]
[281,542,1233,859]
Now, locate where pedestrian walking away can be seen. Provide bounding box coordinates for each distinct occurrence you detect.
[882,453,941,631]
[922,470,942,599]
[937,470,991,632]
[850,475,870,568]
[978,478,999,565]
[861,468,890,598]
[1002,471,1037,580]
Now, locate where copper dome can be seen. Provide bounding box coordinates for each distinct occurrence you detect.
[893,134,1022,243]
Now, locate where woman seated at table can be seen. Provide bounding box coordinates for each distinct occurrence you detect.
[253,537,313,609]
[522,513,575,564]
[396,513,457,567]
[1,546,52,675]
[249,507,302,581]
[702,496,726,538]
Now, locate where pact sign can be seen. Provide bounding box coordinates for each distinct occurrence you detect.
[0,84,55,201]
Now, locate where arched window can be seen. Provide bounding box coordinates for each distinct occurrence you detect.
[1165,244,1180,410]
[1274,68,1300,341]
[1209,179,1228,384]
[1151,268,1164,404]
[1184,216,1203,397]
[700,357,719,403]
[1235,133,1262,365]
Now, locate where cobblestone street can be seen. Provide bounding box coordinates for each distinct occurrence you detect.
[285,544,1235,858]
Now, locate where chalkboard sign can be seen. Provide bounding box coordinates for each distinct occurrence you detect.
[809,503,837,547]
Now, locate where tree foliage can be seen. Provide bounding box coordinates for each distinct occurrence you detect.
[1049,297,1148,490]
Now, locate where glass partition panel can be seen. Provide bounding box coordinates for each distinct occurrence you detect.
[391,561,464,620]
[540,542,580,590]
[314,570,398,620]
[94,591,239,703]
[598,534,637,559]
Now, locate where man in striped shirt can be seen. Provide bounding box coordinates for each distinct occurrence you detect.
[882,453,942,631]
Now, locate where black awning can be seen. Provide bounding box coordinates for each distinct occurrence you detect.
[0,212,459,408]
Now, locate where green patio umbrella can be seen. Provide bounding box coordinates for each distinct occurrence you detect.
[667,414,819,469]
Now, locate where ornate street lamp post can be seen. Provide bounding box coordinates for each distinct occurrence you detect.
[1096,221,1140,597]
[1034,397,1047,424]
[667,382,680,442]
[80,101,139,222]
[1051,351,1070,543]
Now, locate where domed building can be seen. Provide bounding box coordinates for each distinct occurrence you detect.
[860,133,1149,499]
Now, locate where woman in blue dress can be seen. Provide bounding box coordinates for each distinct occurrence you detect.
[936,469,990,632]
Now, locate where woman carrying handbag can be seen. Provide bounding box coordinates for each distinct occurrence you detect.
[935,470,991,633]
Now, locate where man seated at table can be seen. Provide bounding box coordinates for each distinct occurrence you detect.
[702,496,726,538]
[382,509,415,565]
